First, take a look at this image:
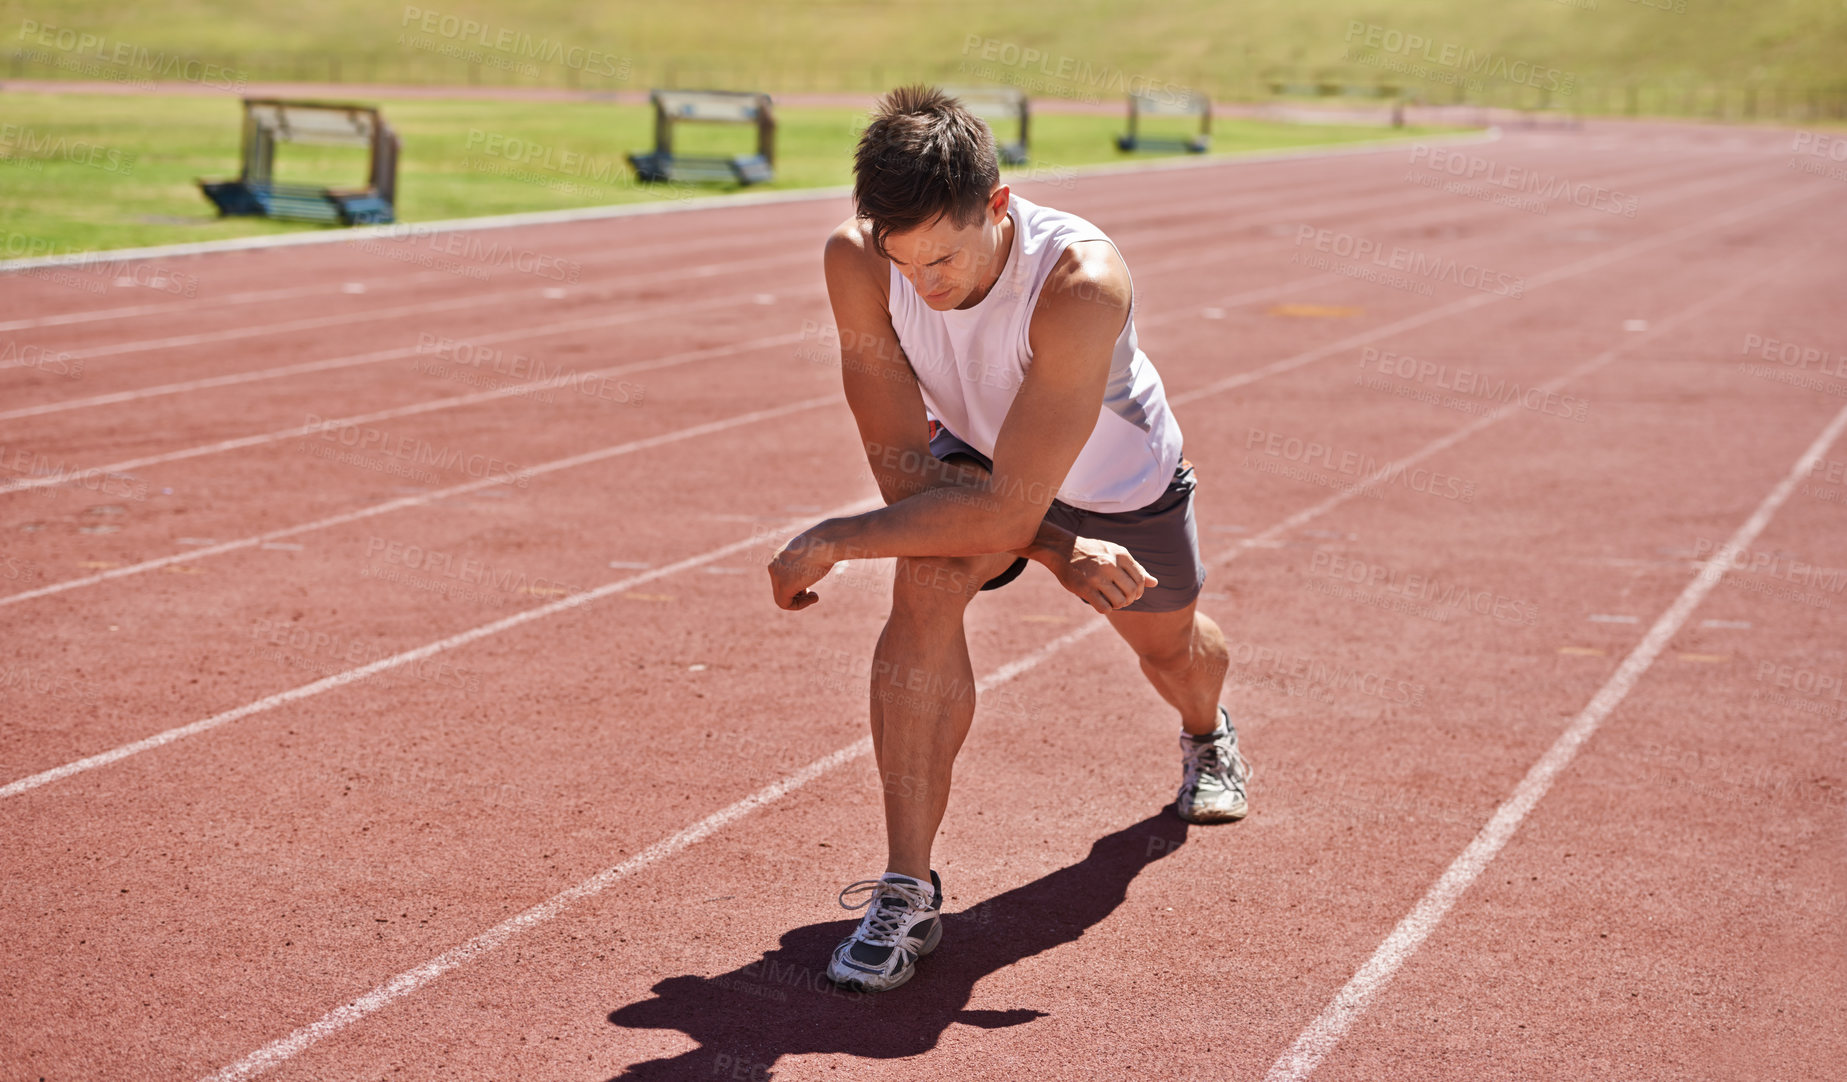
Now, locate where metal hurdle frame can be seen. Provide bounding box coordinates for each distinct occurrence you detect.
[1115,90,1212,154]
[943,85,1031,165]
[627,89,776,185]
[197,98,398,225]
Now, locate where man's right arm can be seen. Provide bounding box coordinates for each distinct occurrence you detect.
[822,221,970,506]
[818,220,1153,612]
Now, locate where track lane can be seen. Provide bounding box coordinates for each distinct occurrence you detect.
[0,158,1821,780]
[0,138,1735,418]
[0,123,1837,1081]
[0,150,1800,610]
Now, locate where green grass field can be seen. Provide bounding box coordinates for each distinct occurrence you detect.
[3,0,1843,108]
[4,0,1839,255]
[0,92,1451,255]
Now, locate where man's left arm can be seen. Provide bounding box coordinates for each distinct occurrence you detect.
[770,242,1138,606]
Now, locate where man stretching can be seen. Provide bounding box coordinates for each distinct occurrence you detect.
[768,86,1247,993]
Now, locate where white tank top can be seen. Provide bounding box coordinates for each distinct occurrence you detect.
[887,193,1184,513]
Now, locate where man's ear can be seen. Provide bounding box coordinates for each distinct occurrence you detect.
[988,184,1011,222]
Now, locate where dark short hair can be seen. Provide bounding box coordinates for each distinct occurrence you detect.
[852,85,1000,257]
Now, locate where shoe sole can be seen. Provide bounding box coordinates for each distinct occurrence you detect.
[1177,800,1248,824]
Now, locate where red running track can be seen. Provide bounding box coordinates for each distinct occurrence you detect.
[1,121,1843,1081]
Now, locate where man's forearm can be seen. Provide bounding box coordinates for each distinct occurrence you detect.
[805,481,1042,563]
[836,446,1078,568]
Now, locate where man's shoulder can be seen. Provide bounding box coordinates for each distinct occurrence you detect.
[823,217,893,310]
[1013,195,1128,306]
[824,217,881,269]
[1038,240,1132,318]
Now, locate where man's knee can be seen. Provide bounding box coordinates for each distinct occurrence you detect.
[1133,617,1225,675]
[1137,635,1196,673]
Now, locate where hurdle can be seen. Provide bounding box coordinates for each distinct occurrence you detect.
[1115,91,1211,154]
[197,99,398,225]
[627,89,776,185]
[944,86,1030,165]
[1265,79,1411,128]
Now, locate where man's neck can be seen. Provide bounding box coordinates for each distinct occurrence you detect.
[956,210,1015,310]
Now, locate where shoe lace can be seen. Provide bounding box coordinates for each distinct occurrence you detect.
[1185,736,1254,788]
[838,879,934,947]
[1185,740,1225,775]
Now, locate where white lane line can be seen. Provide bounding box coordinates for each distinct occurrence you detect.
[0,290,794,424]
[0,222,828,335]
[0,267,786,415]
[0,325,798,494]
[0,495,880,803]
[0,248,808,369]
[2,343,437,420]
[0,391,829,609]
[0,292,491,368]
[186,221,1804,1082]
[0,282,375,334]
[1263,395,1847,1082]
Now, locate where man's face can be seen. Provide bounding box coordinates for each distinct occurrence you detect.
[882,187,1010,311]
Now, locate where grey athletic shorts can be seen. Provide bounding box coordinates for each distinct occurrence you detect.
[927,422,1206,613]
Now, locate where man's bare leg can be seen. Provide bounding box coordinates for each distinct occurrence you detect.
[871,551,1018,881]
[1106,600,1231,734]
[1108,598,1247,822]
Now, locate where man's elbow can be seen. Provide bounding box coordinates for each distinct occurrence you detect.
[965,477,1048,553]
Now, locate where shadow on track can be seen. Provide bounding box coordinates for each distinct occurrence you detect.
[605,810,1194,1079]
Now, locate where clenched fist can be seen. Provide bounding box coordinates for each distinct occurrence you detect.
[1052,536,1157,614]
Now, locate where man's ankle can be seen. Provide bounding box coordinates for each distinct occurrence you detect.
[1181,705,1227,738]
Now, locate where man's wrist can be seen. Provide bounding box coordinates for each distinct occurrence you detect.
[801,518,856,563]
[1020,520,1076,566]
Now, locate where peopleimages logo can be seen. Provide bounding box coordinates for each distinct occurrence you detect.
[398,7,627,77]
[1343,22,1575,93]
[958,35,1194,106]
[1407,145,1637,218]
[1307,550,1540,626]
[1243,428,1478,504]
[1292,226,1525,298]
[1355,346,1589,422]
[0,124,137,175]
[16,20,247,89]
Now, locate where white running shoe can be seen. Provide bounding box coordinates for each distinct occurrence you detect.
[825,870,943,992]
[1176,705,1251,823]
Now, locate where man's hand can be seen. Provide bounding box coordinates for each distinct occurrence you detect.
[1050,536,1158,614]
[768,531,839,611]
